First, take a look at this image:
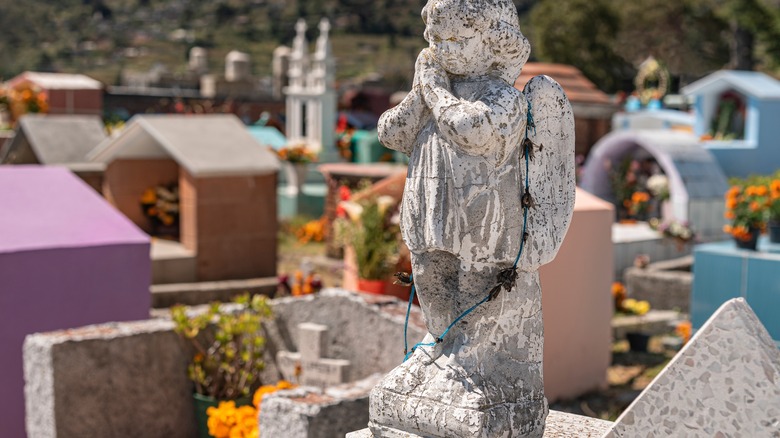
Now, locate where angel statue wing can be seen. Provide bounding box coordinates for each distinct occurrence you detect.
[517,75,576,271]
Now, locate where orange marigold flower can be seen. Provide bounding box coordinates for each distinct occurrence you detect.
[771,180,780,199]
[676,321,692,343]
[611,282,626,297]
[750,201,762,212]
[726,186,741,199]
[724,211,735,220]
[755,186,768,197]
[726,198,738,210]
[276,380,295,390]
[632,191,650,203]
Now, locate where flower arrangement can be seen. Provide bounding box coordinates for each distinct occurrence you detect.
[611,282,627,312]
[609,158,638,215]
[277,270,323,297]
[620,298,651,316]
[767,178,780,224]
[205,381,296,438]
[649,218,695,248]
[205,400,257,438]
[623,191,651,218]
[646,174,670,201]
[140,184,180,235]
[612,282,651,315]
[294,217,326,244]
[276,143,318,164]
[723,183,767,242]
[334,185,400,280]
[171,294,273,401]
[609,157,667,220]
[5,82,48,123]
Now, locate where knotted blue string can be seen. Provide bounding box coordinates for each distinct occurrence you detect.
[402,101,536,362]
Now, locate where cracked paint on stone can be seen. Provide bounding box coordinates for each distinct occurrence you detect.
[370,0,575,436]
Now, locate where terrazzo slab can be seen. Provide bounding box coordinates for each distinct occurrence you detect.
[605,298,780,437]
[347,410,612,437]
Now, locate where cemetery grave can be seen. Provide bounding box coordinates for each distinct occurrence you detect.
[0,114,107,191]
[89,113,280,283]
[0,166,150,438]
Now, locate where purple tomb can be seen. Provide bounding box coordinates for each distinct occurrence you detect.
[0,166,150,437]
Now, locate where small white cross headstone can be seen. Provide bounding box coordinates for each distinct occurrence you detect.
[277,323,350,387]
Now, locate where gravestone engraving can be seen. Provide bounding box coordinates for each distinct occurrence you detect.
[369,0,575,436]
[277,323,351,387]
[606,298,780,437]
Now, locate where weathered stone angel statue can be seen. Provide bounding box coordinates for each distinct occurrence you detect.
[369,0,576,436]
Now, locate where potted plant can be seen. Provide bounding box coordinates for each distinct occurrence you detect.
[723,183,767,251]
[171,294,273,438]
[621,298,652,352]
[335,189,400,294]
[613,282,652,352]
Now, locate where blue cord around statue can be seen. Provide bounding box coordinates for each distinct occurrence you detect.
[402,102,537,362]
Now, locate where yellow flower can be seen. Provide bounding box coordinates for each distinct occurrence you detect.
[634,300,651,315]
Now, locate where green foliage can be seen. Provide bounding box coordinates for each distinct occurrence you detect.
[171,293,273,400]
[530,0,780,93]
[334,186,400,280]
[531,0,633,92]
[349,201,399,280]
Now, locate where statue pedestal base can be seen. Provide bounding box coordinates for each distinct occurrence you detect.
[347,411,614,438]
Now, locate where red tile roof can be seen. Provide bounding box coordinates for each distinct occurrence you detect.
[515,63,612,105]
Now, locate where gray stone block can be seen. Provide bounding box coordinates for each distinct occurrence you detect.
[24,320,196,438]
[624,256,692,312]
[260,374,381,438]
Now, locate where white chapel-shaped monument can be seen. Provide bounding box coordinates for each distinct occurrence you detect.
[285,18,339,162]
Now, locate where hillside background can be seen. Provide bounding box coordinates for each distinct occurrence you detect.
[0,0,778,93]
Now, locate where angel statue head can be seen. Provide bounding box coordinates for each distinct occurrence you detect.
[421,0,531,84]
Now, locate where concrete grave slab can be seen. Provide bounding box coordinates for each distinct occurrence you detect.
[259,374,381,438]
[605,298,780,437]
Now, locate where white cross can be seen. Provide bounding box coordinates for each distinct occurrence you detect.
[277,323,351,387]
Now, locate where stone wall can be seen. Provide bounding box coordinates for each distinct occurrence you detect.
[624,256,692,312]
[24,320,195,438]
[23,290,426,438]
